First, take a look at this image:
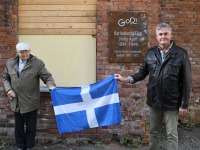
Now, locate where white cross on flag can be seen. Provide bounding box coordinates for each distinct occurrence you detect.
[50,75,122,134]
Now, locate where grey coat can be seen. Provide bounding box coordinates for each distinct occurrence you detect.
[3,54,56,113]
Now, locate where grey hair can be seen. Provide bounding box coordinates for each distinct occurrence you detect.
[156,23,172,32]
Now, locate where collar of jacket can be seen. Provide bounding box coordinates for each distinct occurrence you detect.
[14,54,33,62]
[12,54,34,69]
[151,40,178,57]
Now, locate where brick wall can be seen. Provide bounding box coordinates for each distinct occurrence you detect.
[0,0,200,146]
[96,0,200,145]
[0,0,17,137]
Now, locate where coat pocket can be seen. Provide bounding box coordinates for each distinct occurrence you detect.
[166,62,180,76]
[147,60,157,74]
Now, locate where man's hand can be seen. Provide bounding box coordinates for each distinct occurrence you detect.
[179,108,188,116]
[49,86,56,91]
[114,74,129,83]
[7,90,16,99]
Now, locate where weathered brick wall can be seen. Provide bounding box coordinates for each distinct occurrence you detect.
[96,0,200,145]
[0,0,200,146]
[0,0,17,137]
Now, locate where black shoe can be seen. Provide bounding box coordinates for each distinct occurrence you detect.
[17,148,23,150]
[26,148,33,150]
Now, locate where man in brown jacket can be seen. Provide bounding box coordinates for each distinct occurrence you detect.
[3,42,56,150]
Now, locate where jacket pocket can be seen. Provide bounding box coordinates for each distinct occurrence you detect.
[147,60,157,74]
[166,88,180,104]
[23,70,35,78]
[167,62,180,76]
[167,87,179,96]
[166,63,180,81]
[10,70,18,80]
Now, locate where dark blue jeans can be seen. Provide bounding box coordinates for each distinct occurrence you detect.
[14,109,38,149]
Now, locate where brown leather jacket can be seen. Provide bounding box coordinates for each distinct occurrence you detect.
[3,54,56,113]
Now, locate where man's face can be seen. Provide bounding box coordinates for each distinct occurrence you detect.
[156,28,172,47]
[17,50,31,60]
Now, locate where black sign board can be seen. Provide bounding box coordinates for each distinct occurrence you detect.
[108,12,148,63]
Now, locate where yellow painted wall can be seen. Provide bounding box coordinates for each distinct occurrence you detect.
[19,35,96,87]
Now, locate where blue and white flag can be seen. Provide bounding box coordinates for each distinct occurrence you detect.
[50,75,122,134]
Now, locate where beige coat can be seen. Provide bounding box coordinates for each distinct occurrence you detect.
[3,55,56,113]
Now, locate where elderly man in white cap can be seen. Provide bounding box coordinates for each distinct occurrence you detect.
[3,42,56,150]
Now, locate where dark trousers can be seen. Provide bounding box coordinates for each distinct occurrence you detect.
[14,109,38,149]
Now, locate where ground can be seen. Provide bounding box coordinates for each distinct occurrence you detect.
[1,126,200,150]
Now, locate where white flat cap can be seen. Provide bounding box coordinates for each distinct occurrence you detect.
[16,42,30,51]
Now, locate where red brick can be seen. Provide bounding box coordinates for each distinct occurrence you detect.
[0,0,199,146]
